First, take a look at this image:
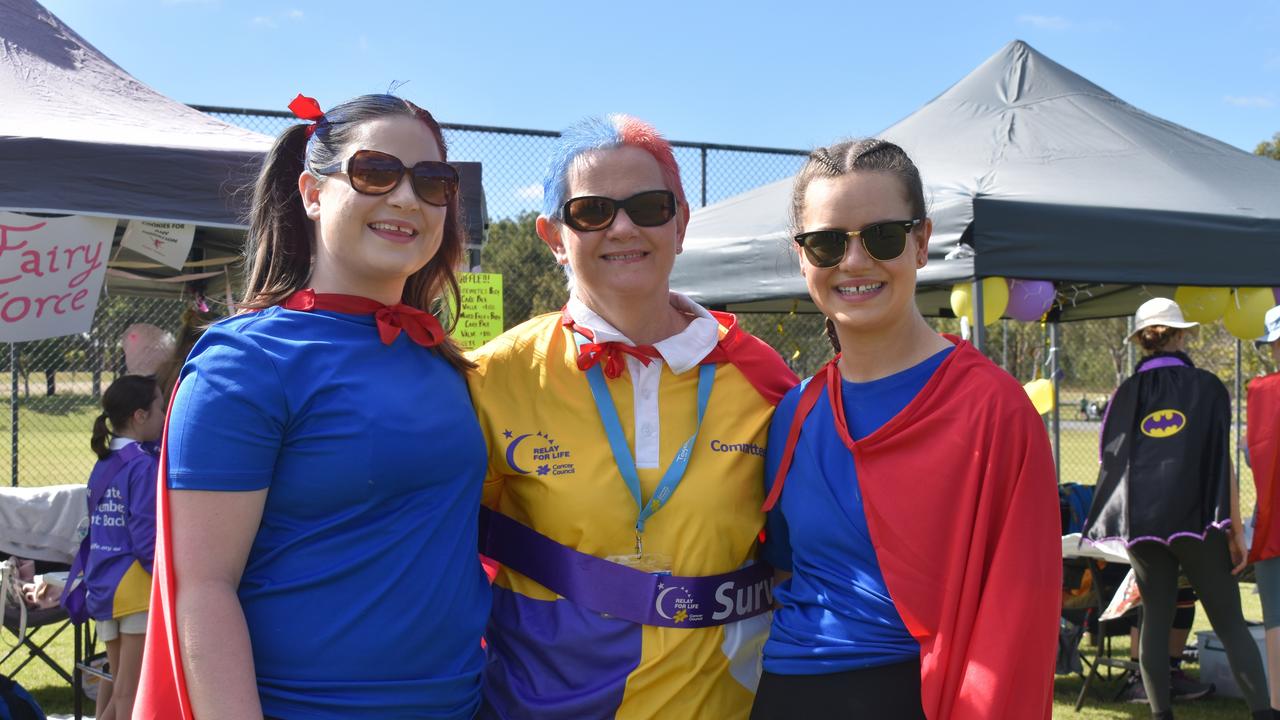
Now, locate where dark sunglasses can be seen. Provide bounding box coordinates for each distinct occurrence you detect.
[561,190,676,232]
[312,149,457,207]
[794,219,922,267]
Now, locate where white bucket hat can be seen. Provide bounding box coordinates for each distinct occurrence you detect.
[1128,297,1199,342]
[1257,304,1280,347]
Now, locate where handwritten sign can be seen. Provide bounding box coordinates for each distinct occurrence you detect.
[451,272,504,350]
[0,212,115,342]
[120,220,196,270]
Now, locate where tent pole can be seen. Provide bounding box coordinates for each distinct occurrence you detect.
[1050,322,1061,481]
[973,278,986,352]
[1236,339,1243,485]
[10,343,17,487]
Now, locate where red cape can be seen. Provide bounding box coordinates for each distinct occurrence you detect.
[768,339,1060,719]
[134,380,193,720]
[706,310,797,406]
[1249,373,1280,563]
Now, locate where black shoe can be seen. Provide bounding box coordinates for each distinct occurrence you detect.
[1115,670,1148,704]
[1169,669,1213,702]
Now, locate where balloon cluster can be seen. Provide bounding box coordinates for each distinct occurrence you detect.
[949,277,1056,325]
[1174,286,1280,340]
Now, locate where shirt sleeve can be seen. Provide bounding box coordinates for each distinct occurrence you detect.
[126,454,158,571]
[464,347,505,509]
[761,384,802,571]
[166,324,288,491]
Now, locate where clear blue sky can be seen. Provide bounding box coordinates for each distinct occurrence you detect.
[41,0,1279,153]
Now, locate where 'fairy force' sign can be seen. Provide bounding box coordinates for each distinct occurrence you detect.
[0,212,115,342]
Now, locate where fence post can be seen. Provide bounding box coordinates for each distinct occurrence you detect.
[1050,321,1061,481]
[700,147,708,208]
[10,343,17,487]
[1126,317,1135,372]
[1001,320,1008,371]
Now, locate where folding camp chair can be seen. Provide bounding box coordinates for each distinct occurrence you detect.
[2,559,74,686]
[1073,557,1140,711]
[73,619,110,720]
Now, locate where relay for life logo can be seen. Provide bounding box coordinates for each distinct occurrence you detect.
[503,429,576,477]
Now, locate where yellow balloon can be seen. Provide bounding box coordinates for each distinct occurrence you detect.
[1224,288,1274,340]
[1173,286,1230,324]
[950,277,1009,327]
[1024,379,1055,415]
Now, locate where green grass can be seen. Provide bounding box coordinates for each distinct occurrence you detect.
[3,594,1267,717]
[0,398,101,488]
[1,617,97,715]
[1055,587,1266,718]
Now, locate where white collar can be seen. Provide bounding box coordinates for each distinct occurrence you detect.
[108,436,139,451]
[567,292,720,375]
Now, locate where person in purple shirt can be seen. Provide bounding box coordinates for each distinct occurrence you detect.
[84,374,163,720]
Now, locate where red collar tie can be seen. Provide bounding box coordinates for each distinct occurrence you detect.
[560,307,664,379]
[283,289,445,348]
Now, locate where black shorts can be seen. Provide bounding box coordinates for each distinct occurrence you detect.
[750,657,925,719]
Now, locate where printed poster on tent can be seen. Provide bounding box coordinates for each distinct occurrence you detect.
[120,220,196,270]
[0,212,115,342]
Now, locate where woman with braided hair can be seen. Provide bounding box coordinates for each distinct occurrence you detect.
[753,139,1060,719]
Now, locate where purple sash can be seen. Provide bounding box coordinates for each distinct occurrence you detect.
[479,507,773,629]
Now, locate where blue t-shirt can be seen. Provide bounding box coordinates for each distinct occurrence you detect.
[167,306,490,719]
[762,347,952,675]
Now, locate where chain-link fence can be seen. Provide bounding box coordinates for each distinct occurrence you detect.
[3,295,223,488]
[8,105,1268,521]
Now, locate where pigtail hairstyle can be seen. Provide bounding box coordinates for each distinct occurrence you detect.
[91,375,159,460]
[789,139,928,355]
[240,94,472,371]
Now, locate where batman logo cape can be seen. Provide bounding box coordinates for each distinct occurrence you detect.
[1248,373,1280,563]
[1084,357,1232,546]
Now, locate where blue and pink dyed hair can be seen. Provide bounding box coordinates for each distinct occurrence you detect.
[541,114,687,220]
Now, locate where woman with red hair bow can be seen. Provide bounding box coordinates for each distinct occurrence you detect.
[136,94,490,720]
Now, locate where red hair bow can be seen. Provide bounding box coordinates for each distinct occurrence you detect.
[288,94,325,137]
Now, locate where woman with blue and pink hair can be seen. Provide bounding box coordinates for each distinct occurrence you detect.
[467,114,796,719]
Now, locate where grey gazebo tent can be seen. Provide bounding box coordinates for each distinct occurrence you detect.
[0,0,275,296]
[670,40,1280,321]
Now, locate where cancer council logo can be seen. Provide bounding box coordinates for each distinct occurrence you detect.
[502,429,576,477]
[1140,409,1187,438]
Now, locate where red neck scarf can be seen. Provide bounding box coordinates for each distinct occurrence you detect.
[282,289,445,348]
[558,306,798,410]
[560,306,665,379]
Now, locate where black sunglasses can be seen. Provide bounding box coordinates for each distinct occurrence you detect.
[312,149,457,207]
[794,219,922,267]
[561,190,676,232]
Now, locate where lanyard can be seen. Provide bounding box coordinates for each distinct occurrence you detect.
[576,334,716,548]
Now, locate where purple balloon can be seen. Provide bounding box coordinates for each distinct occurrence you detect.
[1005,279,1056,321]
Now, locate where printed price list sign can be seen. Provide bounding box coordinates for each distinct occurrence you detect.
[452,272,503,350]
